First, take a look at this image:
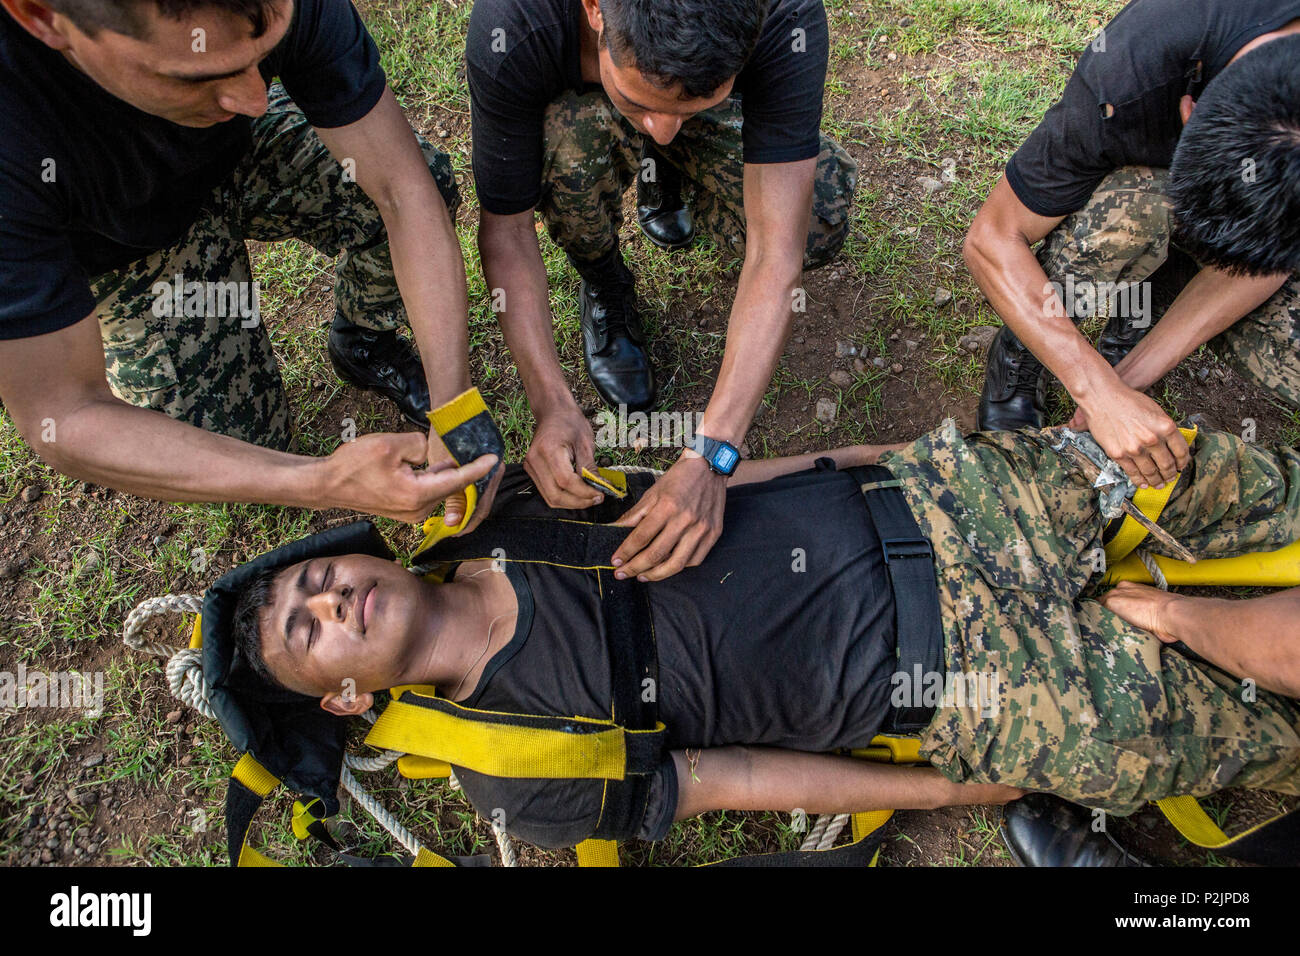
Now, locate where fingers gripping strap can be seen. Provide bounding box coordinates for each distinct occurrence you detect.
[1103,426,1198,565]
[425,386,505,529]
[366,687,665,780]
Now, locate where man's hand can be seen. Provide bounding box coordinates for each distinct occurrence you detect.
[321,432,497,523]
[524,402,603,510]
[1068,384,1190,489]
[611,454,726,581]
[1098,580,1182,643]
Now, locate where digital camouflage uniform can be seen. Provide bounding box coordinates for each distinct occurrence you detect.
[878,424,1300,814]
[538,89,856,268]
[1036,165,1300,409]
[88,84,459,451]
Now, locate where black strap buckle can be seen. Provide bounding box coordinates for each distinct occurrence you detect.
[881,536,933,563]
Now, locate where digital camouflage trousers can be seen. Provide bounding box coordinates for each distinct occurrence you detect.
[878,424,1300,814]
[89,84,459,450]
[539,89,857,269]
[1036,164,1300,409]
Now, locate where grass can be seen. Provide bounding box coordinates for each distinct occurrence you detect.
[2,0,1289,869]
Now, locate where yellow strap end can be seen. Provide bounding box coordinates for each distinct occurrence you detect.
[427,387,489,437]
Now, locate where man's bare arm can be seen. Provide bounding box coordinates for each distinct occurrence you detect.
[478,209,602,510]
[726,442,910,487]
[0,317,494,521]
[612,158,816,581]
[672,747,1024,820]
[964,175,1190,489]
[1101,582,1300,697]
[1111,266,1288,392]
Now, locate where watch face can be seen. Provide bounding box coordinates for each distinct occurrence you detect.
[713,445,739,474]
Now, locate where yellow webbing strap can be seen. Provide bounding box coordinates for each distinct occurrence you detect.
[1104,537,1300,587]
[367,686,663,781]
[189,614,203,649]
[1102,426,1197,565]
[397,755,453,780]
[233,753,279,797]
[427,386,490,437]
[576,839,620,867]
[230,754,283,867]
[580,467,629,499]
[851,809,895,843]
[413,847,457,868]
[1155,795,1293,855]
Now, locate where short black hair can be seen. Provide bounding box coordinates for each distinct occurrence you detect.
[45,0,279,40]
[1168,35,1300,277]
[599,0,770,100]
[231,565,286,691]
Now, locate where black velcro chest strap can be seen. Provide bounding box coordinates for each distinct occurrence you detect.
[848,464,945,733]
[412,515,660,840]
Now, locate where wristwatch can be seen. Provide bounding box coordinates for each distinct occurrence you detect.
[686,434,741,476]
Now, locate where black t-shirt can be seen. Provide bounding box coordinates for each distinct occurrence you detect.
[465,0,829,216]
[1007,0,1300,218]
[450,463,897,849]
[0,0,386,340]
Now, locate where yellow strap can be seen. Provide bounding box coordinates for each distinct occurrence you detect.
[413,847,457,868]
[189,614,203,649]
[414,483,479,553]
[367,691,662,781]
[232,753,279,797]
[1105,537,1300,587]
[576,839,620,867]
[1102,426,1198,564]
[1156,795,1291,851]
[396,755,453,780]
[849,734,924,764]
[851,809,894,843]
[291,799,324,841]
[580,467,628,499]
[427,386,490,436]
[237,844,283,867]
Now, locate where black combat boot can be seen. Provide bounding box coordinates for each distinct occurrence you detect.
[977,325,1048,431]
[327,311,431,430]
[1002,794,1148,867]
[636,141,694,251]
[571,248,657,412]
[1098,249,1199,367]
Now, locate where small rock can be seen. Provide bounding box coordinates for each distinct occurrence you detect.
[852,357,867,374]
[78,791,98,806]
[41,849,54,864]
[933,287,953,307]
[166,709,183,724]
[899,15,913,27]
[959,325,1000,355]
[65,788,78,802]
[905,339,919,352]
[81,753,104,769]
[891,363,904,374]
[45,837,59,849]
[890,331,901,341]
[915,176,945,195]
[830,370,852,388]
[835,340,856,357]
[80,551,102,576]
[180,755,192,767]
[184,723,197,736]
[886,51,898,61]
[793,335,805,344]
[872,356,886,369]
[153,535,168,548]
[435,127,449,139]
[815,398,838,425]
[20,485,41,503]
[20,774,35,793]
[900,226,919,237]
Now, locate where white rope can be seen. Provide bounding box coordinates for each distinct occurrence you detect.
[800,812,849,851]
[1139,550,1169,591]
[339,764,422,856]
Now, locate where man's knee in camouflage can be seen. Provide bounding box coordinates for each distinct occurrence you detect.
[803,135,857,270]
